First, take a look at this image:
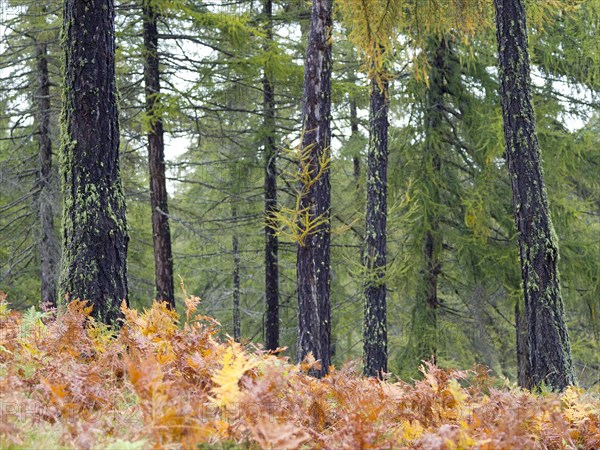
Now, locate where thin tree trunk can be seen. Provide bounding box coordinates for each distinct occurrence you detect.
[296,0,333,378]
[350,97,361,187]
[421,228,439,361]
[60,0,128,325]
[494,0,575,391]
[363,76,389,377]
[263,0,280,351]
[417,37,449,363]
[35,41,59,307]
[232,203,241,341]
[143,2,175,308]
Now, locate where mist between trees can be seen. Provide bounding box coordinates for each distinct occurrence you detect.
[0,0,598,391]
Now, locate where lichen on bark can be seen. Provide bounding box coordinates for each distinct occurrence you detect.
[494,0,575,391]
[58,0,128,325]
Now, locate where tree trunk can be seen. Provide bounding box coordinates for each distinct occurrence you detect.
[35,41,59,307]
[494,0,575,391]
[415,37,449,363]
[263,0,280,351]
[363,77,389,377]
[515,297,532,389]
[60,0,128,325]
[232,202,241,342]
[421,228,439,361]
[350,97,361,187]
[143,2,175,308]
[296,0,333,378]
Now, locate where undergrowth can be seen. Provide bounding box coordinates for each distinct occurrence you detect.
[0,291,598,449]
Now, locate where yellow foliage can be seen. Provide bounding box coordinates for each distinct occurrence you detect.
[121,300,179,338]
[1,298,598,449]
[561,386,599,424]
[338,0,490,83]
[0,291,9,318]
[269,140,331,246]
[210,345,258,409]
[447,378,468,409]
[86,317,114,354]
[338,0,582,85]
[401,419,425,441]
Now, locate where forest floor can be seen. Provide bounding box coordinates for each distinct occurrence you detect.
[0,292,598,450]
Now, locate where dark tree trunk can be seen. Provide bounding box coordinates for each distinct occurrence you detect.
[494,0,575,391]
[263,0,280,351]
[232,202,241,342]
[363,77,389,377]
[421,228,439,361]
[515,297,532,389]
[35,41,59,307]
[350,97,361,187]
[60,0,128,325]
[143,3,175,308]
[296,0,333,378]
[416,37,449,363]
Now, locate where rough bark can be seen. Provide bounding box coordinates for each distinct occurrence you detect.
[143,2,175,308]
[516,297,532,389]
[60,0,128,325]
[263,0,280,351]
[363,77,389,377]
[35,41,59,307]
[494,0,575,391]
[296,0,333,378]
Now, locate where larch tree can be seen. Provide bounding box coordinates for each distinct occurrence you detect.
[143,0,175,308]
[35,9,60,307]
[530,1,600,389]
[493,0,575,391]
[232,196,241,342]
[363,70,390,377]
[296,0,333,377]
[34,4,60,306]
[514,0,599,389]
[60,0,128,324]
[263,0,280,351]
[338,0,487,377]
[394,33,476,378]
[414,36,452,365]
[337,0,399,379]
[149,1,301,343]
[0,0,62,307]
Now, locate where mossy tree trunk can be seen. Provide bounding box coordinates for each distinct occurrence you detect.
[263,0,280,351]
[296,0,333,378]
[60,0,128,325]
[494,0,575,391]
[143,2,175,308]
[35,40,59,307]
[363,77,389,377]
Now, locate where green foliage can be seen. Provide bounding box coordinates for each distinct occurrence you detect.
[0,0,62,308]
